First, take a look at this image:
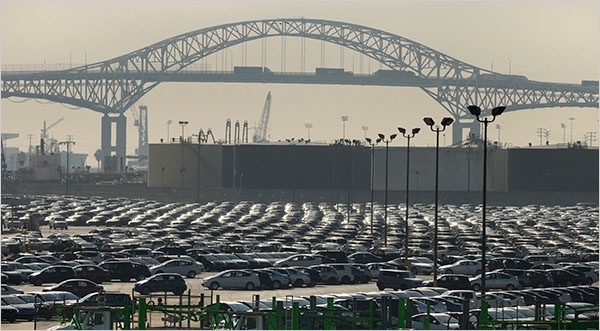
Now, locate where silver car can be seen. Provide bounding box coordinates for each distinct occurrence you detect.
[440,259,482,275]
[202,270,261,290]
[149,259,205,278]
[469,271,521,291]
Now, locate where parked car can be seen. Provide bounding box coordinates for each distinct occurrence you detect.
[308,265,340,285]
[439,259,482,276]
[327,263,355,284]
[28,266,76,286]
[134,273,187,295]
[273,254,323,267]
[348,252,382,264]
[149,259,205,278]
[469,271,521,291]
[73,264,111,284]
[98,260,151,282]
[1,304,19,323]
[43,279,103,297]
[423,274,472,290]
[49,217,68,230]
[351,265,372,284]
[406,257,435,275]
[1,285,24,295]
[411,312,460,330]
[0,295,35,321]
[77,291,133,307]
[202,270,261,290]
[376,269,423,290]
[524,270,553,288]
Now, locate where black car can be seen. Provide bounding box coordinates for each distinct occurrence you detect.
[376,269,423,290]
[423,274,472,290]
[133,273,187,295]
[28,266,76,286]
[351,265,371,284]
[98,261,151,282]
[73,264,111,284]
[1,304,19,323]
[1,295,35,321]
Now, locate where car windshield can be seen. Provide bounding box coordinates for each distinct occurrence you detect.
[1,296,26,305]
[37,292,79,301]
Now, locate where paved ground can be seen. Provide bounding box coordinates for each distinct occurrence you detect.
[3,226,435,330]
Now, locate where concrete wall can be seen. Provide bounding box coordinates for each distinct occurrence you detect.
[147,143,595,194]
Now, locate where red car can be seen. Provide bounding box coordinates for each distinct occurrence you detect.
[43,279,103,297]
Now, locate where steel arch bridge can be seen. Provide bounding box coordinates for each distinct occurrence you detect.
[2,18,597,171]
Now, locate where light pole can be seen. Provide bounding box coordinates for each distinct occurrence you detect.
[467,105,506,316]
[398,127,420,267]
[377,133,397,247]
[341,116,349,139]
[167,120,172,142]
[179,121,189,199]
[365,137,379,235]
[362,126,369,139]
[423,116,454,285]
[569,117,575,144]
[496,124,501,144]
[305,123,312,140]
[561,123,566,143]
[58,137,75,195]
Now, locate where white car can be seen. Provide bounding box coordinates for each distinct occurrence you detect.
[149,259,205,278]
[273,254,322,267]
[411,313,460,330]
[440,259,482,275]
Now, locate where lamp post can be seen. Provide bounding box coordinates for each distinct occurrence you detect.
[467,105,505,315]
[398,127,420,267]
[377,133,397,247]
[365,137,379,235]
[423,116,454,285]
[561,123,566,143]
[167,120,172,142]
[305,123,312,140]
[496,124,501,144]
[341,116,349,139]
[568,117,575,144]
[362,126,369,139]
[179,121,189,199]
[59,137,75,195]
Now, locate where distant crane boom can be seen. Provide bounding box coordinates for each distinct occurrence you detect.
[252,92,271,143]
[41,118,64,140]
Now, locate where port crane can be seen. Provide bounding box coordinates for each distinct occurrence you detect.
[252,92,271,143]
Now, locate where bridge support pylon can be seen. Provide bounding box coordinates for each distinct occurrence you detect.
[452,118,481,145]
[101,113,127,173]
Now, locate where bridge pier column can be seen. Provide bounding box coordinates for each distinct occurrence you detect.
[452,118,481,145]
[101,113,127,173]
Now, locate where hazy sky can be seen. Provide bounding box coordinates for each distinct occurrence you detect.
[1,0,599,159]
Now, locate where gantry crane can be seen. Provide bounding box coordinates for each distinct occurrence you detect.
[130,105,148,160]
[252,92,271,143]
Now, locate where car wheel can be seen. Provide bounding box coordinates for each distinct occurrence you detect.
[136,274,145,281]
[341,276,351,284]
[187,271,196,278]
[33,279,43,286]
[294,279,304,287]
[245,282,256,290]
[173,287,185,295]
[309,280,317,287]
[140,287,151,295]
[377,284,385,291]
[472,284,481,291]
[411,267,418,275]
[505,284,514,290]
[272,280,281,289]
[400,283,408,290]
[209,282,219,290]
[121,277,130,282]
[446,269,454,274]
[475,269,481,275]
